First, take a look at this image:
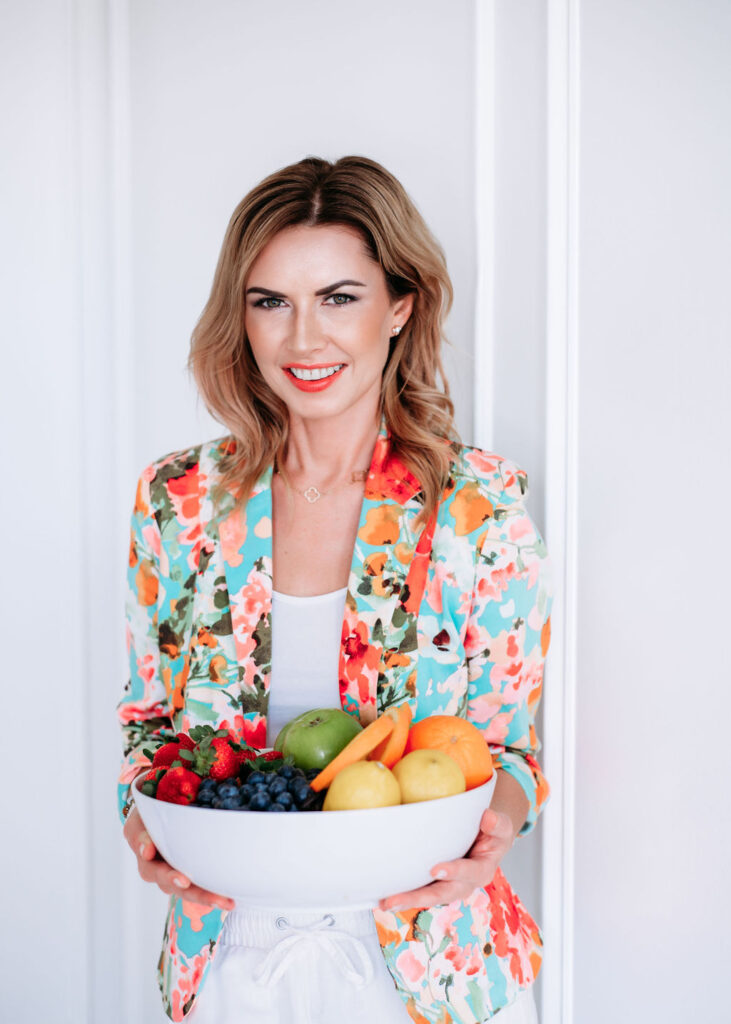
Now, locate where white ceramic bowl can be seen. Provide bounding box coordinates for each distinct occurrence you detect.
[134,772,496,910]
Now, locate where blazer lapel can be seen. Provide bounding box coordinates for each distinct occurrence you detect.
[340,426,438,724]
[216,463,274,743]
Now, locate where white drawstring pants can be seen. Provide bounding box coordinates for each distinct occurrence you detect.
[184,905,538,1024]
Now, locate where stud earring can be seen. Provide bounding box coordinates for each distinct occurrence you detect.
[392,326,402,336]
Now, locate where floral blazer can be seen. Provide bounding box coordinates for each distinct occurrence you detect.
[117,423,553,1023]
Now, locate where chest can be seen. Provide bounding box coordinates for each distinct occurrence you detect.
[270,480,364,595]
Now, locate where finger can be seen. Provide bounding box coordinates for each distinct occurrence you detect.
[480,808,515,842]
[432,857,491,886]
[137,855,178,886]
[123,810,157,860]
[136,858,234,910]
[181,884,236,911]
[378,880,468,912]
[467,833,507,858]
[136,829,158,861]
[123,807,143,844]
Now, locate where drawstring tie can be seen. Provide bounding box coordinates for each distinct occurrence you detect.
[253,914,375,990]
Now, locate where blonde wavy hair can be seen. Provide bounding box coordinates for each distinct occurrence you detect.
[189,155,461,521]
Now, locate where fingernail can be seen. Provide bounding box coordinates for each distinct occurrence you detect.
[139,842,149,858]
[173,877,190,888]
[433,868,448,879]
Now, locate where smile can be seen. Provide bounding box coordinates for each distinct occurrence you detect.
[283,363,347,392]
[287,364,344,381]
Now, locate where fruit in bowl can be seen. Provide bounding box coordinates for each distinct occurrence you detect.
[322,760,401,811]
[274,707,363,771]
[133,767,497,909]
[131,711,498,907]
[393,749,466,803]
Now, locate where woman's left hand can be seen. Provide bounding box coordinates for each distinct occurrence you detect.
[377,807,517,912]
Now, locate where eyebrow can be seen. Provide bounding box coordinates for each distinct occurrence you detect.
[245,279,367,298]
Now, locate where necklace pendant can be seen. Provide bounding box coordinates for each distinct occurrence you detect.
[303,485,322,503]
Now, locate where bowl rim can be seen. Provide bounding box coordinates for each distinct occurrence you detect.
[133,770,496,817]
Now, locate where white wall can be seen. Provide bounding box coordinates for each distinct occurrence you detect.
[126,0,478,468]
[573,1,731,1018]
[1,3,92,1021]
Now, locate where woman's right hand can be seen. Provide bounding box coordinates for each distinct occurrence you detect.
[123,805,235,911]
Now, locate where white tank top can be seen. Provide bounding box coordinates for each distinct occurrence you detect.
[266,586,348,748]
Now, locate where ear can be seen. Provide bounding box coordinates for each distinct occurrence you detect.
[391,292,415,328]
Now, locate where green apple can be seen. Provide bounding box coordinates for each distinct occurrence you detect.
[275,707,363,771]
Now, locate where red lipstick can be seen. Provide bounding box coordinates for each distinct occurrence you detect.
[283,363,346,392]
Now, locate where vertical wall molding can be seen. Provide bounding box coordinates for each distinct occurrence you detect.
[473,0,496,452]
[541,1,580,1023]
[107,3,146,1023]
[75,1,137,1021]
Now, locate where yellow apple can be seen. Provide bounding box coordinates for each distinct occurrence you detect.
[392,749,466,803]
[322,761,401,811]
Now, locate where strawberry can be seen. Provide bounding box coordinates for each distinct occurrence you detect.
[235,747,257,769]
[259,750,284,762]
[139,766,167,798]
[188,736,239,780]
[175,732,196,751]
[156,766,201,805]
[151,742,184,768]
[207,738,239,780]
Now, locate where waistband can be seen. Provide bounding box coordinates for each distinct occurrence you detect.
[221,905,379,947]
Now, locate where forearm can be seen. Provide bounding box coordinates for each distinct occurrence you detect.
[489,768,530,839]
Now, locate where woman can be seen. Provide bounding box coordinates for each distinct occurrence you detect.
[118,155,552,1024]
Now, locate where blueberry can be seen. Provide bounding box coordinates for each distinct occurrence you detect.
[274,790,293,810]
[291,783,312,807]
[195,791,215,807]
[220,795,242,810]
[248,790,271,811]
[268,776,288,796]
[248,771,269,787]
[238,784,254,803]
[278,764,297,779]
[304,768,320,781]
[302,790,326,812]
[269,802,287,812]
[218,782,239,799]
[211,797,223,808]
[199,777,217,793]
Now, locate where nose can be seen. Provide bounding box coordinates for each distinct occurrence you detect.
[288,306,326,357]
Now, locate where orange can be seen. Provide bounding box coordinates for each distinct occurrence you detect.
[404,715,494,790]
[367,703,413,768]
[310,715,394,793]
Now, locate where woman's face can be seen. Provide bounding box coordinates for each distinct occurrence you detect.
[244,223,412,424]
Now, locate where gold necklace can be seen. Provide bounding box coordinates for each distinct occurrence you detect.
[276,468,368,503]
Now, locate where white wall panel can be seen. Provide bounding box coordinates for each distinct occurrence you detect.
[125,0,477,478]
[574,1,731,1020]
[1,1,90,1020]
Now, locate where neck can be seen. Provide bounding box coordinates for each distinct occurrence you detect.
[281,404,381,486]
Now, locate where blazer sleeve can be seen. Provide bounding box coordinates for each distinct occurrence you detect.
[115,471,176,824]
[465,480,553,836]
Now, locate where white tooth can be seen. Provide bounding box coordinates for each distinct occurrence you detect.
[290,365,343,381]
